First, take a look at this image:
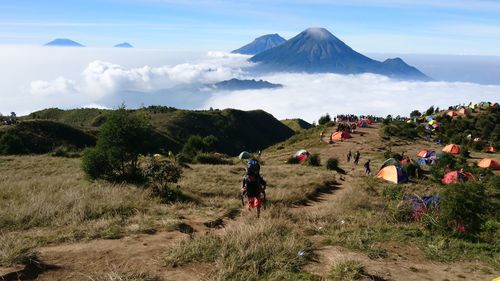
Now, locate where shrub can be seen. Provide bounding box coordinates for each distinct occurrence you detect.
[439,182,488,235]
[81,107,153,181]
[0,132,25,154]
[0,234,37,266]
[383,151,403,161]
[325,157,339,171]
[459,147,470,158]
[144,158,182,188]
[318,113,331,125]
[402,163,421,179]
[194,153,232,165]
[306,154,321,166]
[286,157,300,164]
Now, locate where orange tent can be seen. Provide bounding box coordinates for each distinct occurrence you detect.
[331,131,351,141]
[441,170,474,185]
[418,150,429,157]
[447,111,457,117]
[376,165,408,184]
[442,144,460,155]
[485,146,496,153]
[478,158,500,170]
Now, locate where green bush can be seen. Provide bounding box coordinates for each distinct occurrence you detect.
[439,182,488,236]
[402,163,421,179]
[81,107,153,181]
[0,132,25,155]
[325,157,339,171]
[286,157,300,164]
[383,151,403,161]
[318,114,331,125]
[180,135,219,161]
[194,153,232,165]
[306,154,321,166]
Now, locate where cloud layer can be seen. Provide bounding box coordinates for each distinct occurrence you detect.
[203,72,500,122]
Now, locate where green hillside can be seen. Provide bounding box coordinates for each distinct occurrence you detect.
[0,120,96,154]
[281,118,313,132]
[13,107,294,156]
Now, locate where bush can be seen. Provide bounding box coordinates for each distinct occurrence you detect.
[318,114,331,125]
[181,135,219,161]
[459,147,470,158]
[51,146,80,158]
[143,157,185,203]
[402,163,420,179]
[194,153,232,165]
[306,154,321,166]
[383,151,403,161]
[81,107,153,181]
[439,182,488,235]
[286,157,300,164]
[326,157,339,171]
[0,132,25,154]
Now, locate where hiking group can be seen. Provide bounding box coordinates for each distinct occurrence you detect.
[240,159,267,218]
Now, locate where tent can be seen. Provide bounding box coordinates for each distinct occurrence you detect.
[447,111,457,117]
[357,119,368,128]
[380,158,400,170]
[416,158,429,166]
[331,131,351,141]
[428,120,438,125]
[376,165,408,184]
[457,108,470,116]
[478,158,500,170]
[293,149,309,163]
[441,170,475,184]
[485,146,496,153]
[468,103,477,110]
[238,151,252,160]
[400,158,413,165]
[442,144,460,155]
[418,149,435,158]
[432,123,440,129]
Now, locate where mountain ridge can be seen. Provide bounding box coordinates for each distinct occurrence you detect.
[232,34,286,55]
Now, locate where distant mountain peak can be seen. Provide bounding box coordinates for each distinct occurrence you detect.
[44,38,84,47]
[250,27,430,80]
[114,42,133,48]
[232,34,286,55]
[303,27,335,40]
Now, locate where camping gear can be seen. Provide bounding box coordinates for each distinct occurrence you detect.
[357,119,368,128]
[485,146,496,153]
[331,131,351,141]
[238,151,252,160]
[376,165,408,184]
[416,158,429,166]
[293,149,309,163]
[442,144,460,155]
[428,120,438,125]
[478,158,500,170]
[380,158,400,170]
[441,170,474,184]
[418,149,435,158]
[403,195,440,220]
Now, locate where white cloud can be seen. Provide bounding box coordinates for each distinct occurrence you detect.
[202,72,500,123]
[30,76,79,96]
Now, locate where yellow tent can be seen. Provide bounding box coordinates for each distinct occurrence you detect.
[428,120,438,125]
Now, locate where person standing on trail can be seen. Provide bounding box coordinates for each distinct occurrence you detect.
[347,150,352,162]
[353,151,360,165]
[320,131,325,142]
[241,159,267,218]
[364,159,371,175]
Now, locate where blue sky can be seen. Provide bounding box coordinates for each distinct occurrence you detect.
[2,0,500,54]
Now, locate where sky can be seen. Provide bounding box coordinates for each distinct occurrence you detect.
[2,0,500,55]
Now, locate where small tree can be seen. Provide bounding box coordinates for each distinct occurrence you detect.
[425,106,435,116]
[0,132,25,154]
[82,107,153,181]
[410,110,421,118]
[318,114,331,125]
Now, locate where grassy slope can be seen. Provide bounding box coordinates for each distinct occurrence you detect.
[281,118,313,132]
[21,107,295,156]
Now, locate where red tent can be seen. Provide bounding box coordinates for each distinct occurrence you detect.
[485,146,496,153]
[478,158,500,170]
[441,170,475,184]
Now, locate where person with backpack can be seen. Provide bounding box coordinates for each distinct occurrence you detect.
[353,151,360,165]
[364,159,371,175]
[240,159,267,218]
[347,150,352,162]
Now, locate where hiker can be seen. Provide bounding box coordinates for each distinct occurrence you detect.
[364,159,371,175]
[347,150,352,162]
[320,131,325,142]
[353,151,360,165]
[241,159,267,218]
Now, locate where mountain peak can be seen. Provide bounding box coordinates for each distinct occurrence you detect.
[302,27,334,40]
[232,34,286,55]
[44,38,84,47]
[114,42,133,48]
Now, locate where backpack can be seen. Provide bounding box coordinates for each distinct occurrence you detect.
[246,159,260,175]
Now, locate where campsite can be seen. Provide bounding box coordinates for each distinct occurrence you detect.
[0,102,498,280]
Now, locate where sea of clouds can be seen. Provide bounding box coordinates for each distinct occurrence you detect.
[0,46,498,122]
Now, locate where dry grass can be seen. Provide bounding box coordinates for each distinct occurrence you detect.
[329,260,365,281]
[0,232,37,266]
[164,210,313,281]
